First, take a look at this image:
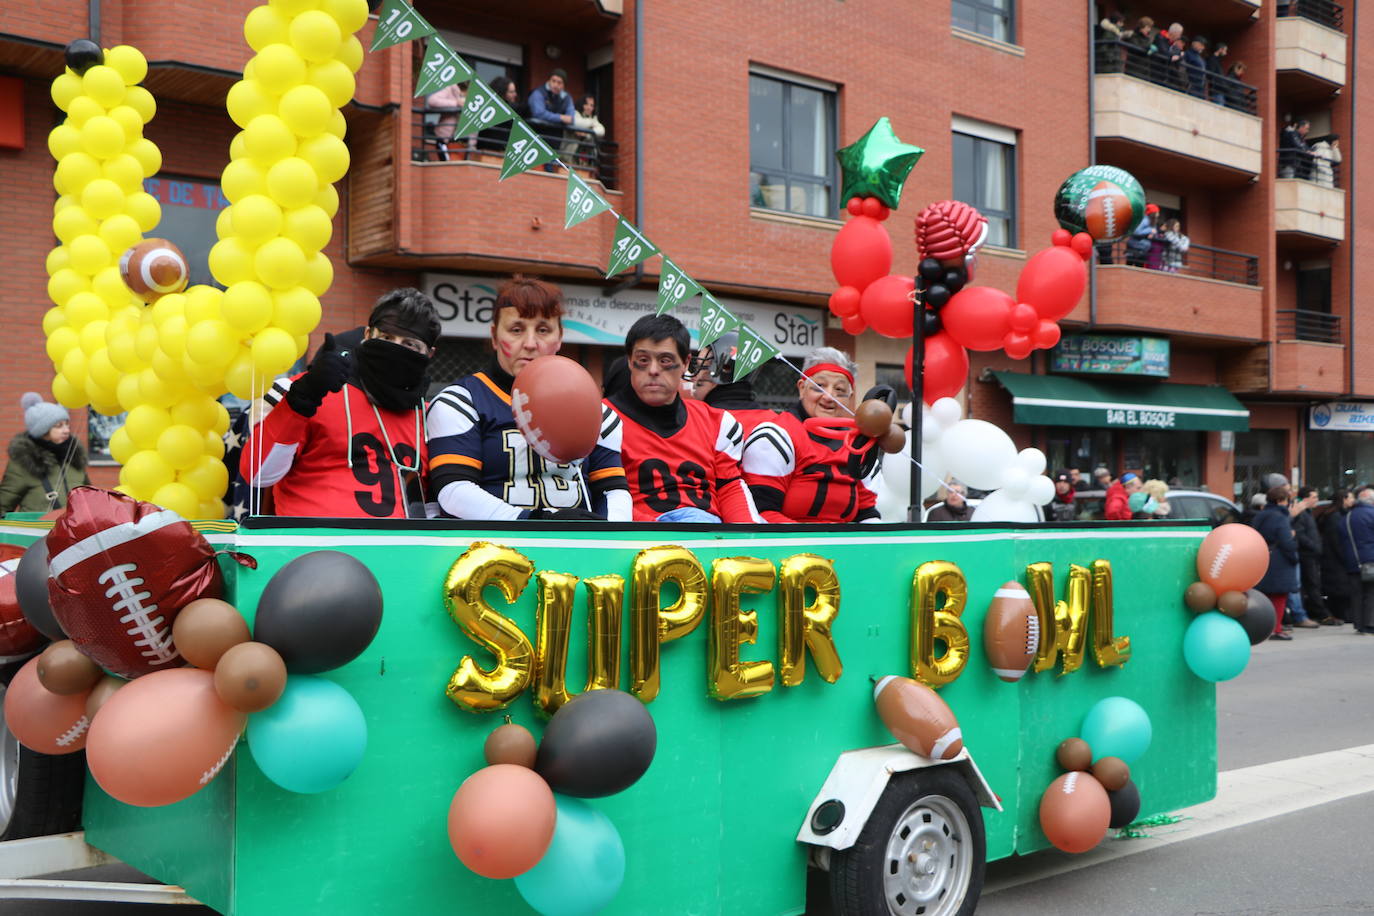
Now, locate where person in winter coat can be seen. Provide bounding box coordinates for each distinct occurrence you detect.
[1309,134,1341,188]
[1104,471,1141,520]
[1318,489,1355,624]
[1336,486,1374,634]
[1251,485,1300,640]
[0,393,90,514]
[1292,486,1338,624]
[1045,472,1076,521]
[1158,218,1190,272]
[926,483,973,522]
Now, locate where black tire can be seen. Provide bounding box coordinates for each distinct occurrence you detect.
[0,667,86,840]
[829,767,985,916]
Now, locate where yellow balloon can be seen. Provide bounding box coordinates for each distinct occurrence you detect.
[65,96,104,128]
[244,114,297,164]
[98,214,142,253]
[48,268,91,305]
[124,138,162,178]
[223,281,275,333]
[300,251,333,297]
[181,455,229,502]
[46,246,71,276]
[184,285,225,325]
[79,319,110,355]
[80,178,127,219]
[79,116,127,159]
[226,79,277,130]
[230,194,284,242]
[186,319,238,367]
[52,206,98,243]
[171,395,221,431]
[203,428,227,460]
[120,450,175,496]
[101,152,144,191]
[55,152,101,195]
[82,65,126,108]
[270,286,322,335]
[106,106,143,143]
[42,307,67,337]
[245,4,291,51]
[254,44,307,93]
[196,499,227,521]
[229,131,248,162]
[184,357,228,391]
[336,35,364,74]
[314,183,339,218]
[138,366,180,408]
[47,123,82,159]
[251,326,297,377]
[271,0,324,16]
[109,336,145,378]
[210,401,231,436]
[319,0,368,35]
[135,321,160,362]
[67,235,112,274]
[156,424,204,470]
[124,404,175,450]
[214,207,235,241]
[265,157,318,209]
[149,291,186,324]
[152,480,200,517]
[255,237,307,290]
[91,265,130,304]
[108,427,135,464]
[282,204,331,254]
[104,46,148,85]
[124,191,161,231]
[224,350,260,400]
[325,109,347,141]
[45,326,79,364]
[61,348,88,386]
[292,333,309,358]
[51,374,87,409]
[209,238,258,287]
[289,10,343,63]
[306,59,355,108]
[297,134,347,184]
[278,84,332,137]
[89,349,121,390]
[221,158,270,204]
[50,73,83,111]
[65,291,110,327]
[151,349,190,384]
[123,86,156,123]
[159,314,189,358]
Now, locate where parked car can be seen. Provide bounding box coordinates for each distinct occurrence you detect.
[1068,489,1241,526]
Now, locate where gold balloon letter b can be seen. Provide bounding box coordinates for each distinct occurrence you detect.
[910,561,970,688]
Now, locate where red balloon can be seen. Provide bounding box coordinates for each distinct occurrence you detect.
[1004,332,1033,360]
[841,314,867,336]
[1034,319,1062,350]
[908,332,969,404]
[859,273,916,338]
[511,356,603,463]
[1051,228,1072,247]
[846,197,864,217]
[0,545,42,656]
[1040,771,1111,853]
[1071,232,1094,259]
[829,286,862,319]
[831,215,894,291]
[1009,302,1039,332]
[860,197,890,220]
[3,656,92,755]
[1016,246,1087,321]
[940,286,1013,351]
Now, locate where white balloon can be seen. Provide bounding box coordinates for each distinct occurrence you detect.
[971,488,1039,522]
[1027,474,1057,505]
[1001,466,1031,499]
[930,397,963,429]
[937,419,1017,490]
[1017,447,1047,476]
[874,436,947,520]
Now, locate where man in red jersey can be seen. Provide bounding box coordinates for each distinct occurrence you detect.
[240,288,440,519]
[606,315,762,523]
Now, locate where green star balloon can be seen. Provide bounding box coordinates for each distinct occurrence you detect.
[835,117,924,210]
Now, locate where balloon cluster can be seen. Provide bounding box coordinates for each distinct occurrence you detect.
[1039,697,1151,852]
[1180,524,1271,681]
[449,690,654,915]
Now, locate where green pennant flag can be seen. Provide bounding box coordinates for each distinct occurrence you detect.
[500,121,557,180]
[371,0,435,51]
[414,37,474,97]
[698,294,740,349]
[655,259,702,315]
[453,79,515,139]
[606,218,659,277]
[732,326,781,381]
[565,172,612,229]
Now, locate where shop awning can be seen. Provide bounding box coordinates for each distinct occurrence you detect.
[992,372,1250,432]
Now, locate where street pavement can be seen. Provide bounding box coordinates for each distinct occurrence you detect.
[3,624,1373,914]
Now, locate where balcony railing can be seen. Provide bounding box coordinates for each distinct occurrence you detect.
[1277,309,1342,343]
[1278,0,1344,30]
[1093,39,1258,115]
[1278,147,1342,187]
[1096,238,1259,286]
[411,107,621,190]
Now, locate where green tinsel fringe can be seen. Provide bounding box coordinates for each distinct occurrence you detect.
[1115,813,1188,839]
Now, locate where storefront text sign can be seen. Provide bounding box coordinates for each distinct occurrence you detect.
[1309,402,1374,431]
[1052,336,1170,377]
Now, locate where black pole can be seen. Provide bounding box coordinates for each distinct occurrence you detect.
[908,286,925,522]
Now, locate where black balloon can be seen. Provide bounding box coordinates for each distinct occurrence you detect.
[924,284,951,309]
[254,551,383,673]
[64,39,104,75]
[922,309,942,336]
[17,538,63,641]
[943,268,967,294]
[918,258,945,284]
[1106,778,1141,829]
[1239,589,1276,646]
[535,689,656,798]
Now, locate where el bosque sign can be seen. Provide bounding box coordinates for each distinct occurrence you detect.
[421,275,823,357]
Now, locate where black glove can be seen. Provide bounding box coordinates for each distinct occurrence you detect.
[285,333,353,418]
[861,384,899,412]
[521,507,606,521]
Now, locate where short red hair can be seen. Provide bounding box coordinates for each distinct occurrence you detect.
[493,276,564,324]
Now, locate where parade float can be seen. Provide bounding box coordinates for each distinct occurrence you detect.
[0,3,1274,914]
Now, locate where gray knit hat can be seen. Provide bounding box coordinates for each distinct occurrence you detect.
[21,392,69,439]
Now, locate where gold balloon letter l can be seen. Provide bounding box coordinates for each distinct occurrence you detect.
[443,542,534,712]
[1091,560,1131,668]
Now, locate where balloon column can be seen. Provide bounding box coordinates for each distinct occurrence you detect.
[1178,524,1270,681]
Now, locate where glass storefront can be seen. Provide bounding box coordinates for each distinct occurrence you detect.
[1043,428,1203,487]
[1305,430,1374,496]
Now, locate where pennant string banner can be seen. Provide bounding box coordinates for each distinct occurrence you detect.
[655,259,702,315]
[606,218,659,277]
[697,295,740,349]
[500,122,558,180]
[414,37,474,97]
[732,326,781,382]
[452,79,515,139]
[565,173,612,229]
[371,0,435,51]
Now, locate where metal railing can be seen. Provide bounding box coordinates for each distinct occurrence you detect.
[411,107,621,190]
[1278,147,1342,188]
[1095,237,1260,286]
[1093,39,1258,115]
[1278,0,1344,30]
[1277,309,1342,343]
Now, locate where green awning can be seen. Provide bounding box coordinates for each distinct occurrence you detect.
[992,371,1250,432]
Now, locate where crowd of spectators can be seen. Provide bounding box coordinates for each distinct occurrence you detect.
[1095,11,1251,111]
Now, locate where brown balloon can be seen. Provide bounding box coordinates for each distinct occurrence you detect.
[1092,755,1131,791]
[1056,737,1093,772]
[484,719,537,768]
[172,598,251,669]
[855,400,894,438]
[1183,581,1218,613]
[37,640,103,696]
[879,424,906,454]
[85,675,127,721]
[1217,590,1249,619]
[213,641,287,713]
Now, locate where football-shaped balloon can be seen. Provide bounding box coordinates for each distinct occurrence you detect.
[873,675,962,760]
[3,656,91,754]
[0,544,43,655]
[1196,523,1269,594]
[984,581,1039,682]
[86,668,245,807]
[119,238,190,302]
[1083,182,1134,242]
[511,355,603,463]
[1054,166,1144,241]
[1039,770,1111,853]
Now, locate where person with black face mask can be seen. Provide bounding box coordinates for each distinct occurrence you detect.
[240,288,441,519]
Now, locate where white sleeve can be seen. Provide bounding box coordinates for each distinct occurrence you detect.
[741,422,796,477]
[437,480,525,521]
[715,410,745,461]
[603,489,632,522]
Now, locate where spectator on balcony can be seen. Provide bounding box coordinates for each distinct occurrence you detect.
[425,82,471,162]
[1097,10,1125,39]
[1223,60,1249,110]
[1280,119,1314,180]
[1206,42,1229,104]
[560,94,605,168]
[477,76,525,154]
[1123,16,1156,79]
[1183,36,1209,98]
[1158,218,1190,273]
[1096,11,1127,73]
[1125,203,1158,267]
[1164,36,1190,91]
[1310,133,1341,188]
[529,68,576,168]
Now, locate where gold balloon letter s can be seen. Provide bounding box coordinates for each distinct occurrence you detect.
[443,542,535,712]
[909,561,970,688]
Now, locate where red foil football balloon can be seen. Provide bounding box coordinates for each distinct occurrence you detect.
[915,200,989,265]
[0,544,42,656]
[511,355,604,463]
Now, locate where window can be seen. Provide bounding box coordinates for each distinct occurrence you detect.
[952,0,1013,43]
[1296,262,1332,313]
[749,69,837,219]
[951,117,1017,248]
[875,363,912,405]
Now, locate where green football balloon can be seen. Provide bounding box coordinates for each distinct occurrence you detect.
[1054,165,1145,242]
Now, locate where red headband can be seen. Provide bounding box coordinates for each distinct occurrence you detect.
[803,362,855,386]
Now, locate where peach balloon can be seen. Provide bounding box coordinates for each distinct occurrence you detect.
[447,764,556,878]
[87,667,245,807]
[3,656,91,754]
[1039,771,1111,853]
[1196,524,1269,594]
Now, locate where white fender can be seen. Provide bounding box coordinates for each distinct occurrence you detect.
[796,744,1001,852]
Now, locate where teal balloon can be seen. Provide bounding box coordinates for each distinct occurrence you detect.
[247,675,366,793]
[1183,611,1251,682]
[514,796,625,916]
[1080,696,1152,765]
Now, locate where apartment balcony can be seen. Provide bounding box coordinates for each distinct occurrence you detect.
[1218,311,1346,395]
[1274,154,1345,243]
[1093,43,1262,182]
[1276,4,1347,101]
